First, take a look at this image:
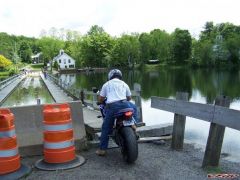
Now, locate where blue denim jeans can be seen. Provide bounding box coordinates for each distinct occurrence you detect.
[129,102,139,123]
[100,101,137,150]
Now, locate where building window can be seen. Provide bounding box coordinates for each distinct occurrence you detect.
[64,59,66,64]
[68,59,71,63]
[59,59,61,63]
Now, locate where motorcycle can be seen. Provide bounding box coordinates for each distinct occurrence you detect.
[97,98,138,163]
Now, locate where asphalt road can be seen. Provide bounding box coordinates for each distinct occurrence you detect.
[21,142,240,180]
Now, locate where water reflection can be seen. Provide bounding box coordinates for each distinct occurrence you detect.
[58,68,240,162]
[1,77,54,107]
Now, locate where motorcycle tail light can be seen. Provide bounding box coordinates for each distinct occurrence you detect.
[125,111,133,117]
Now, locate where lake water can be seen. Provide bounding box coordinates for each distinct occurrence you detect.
[1,76,54,107]
[57,67,240,162]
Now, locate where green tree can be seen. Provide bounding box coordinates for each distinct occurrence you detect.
[18,41,32,63]
[64,30,83,68]
[111,34,140,67]
[81,25,113,67]
[139,33,152,64]
[225,34,240,65]
[37,37,64,65]
[149,29,172,63]
[0,32,14,59]
[193,40,214,66]
[200,21,215,41]
[171,28,192,64]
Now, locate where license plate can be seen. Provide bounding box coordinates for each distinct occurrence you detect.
[123,119,135,126]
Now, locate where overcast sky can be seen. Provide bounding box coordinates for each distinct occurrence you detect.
[0,0,239,38]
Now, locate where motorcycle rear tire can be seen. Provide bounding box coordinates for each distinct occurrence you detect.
[120,127,138,163]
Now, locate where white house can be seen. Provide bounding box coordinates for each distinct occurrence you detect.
[59,74,76,87]
[53,50,75,69]
[31,52,42,64]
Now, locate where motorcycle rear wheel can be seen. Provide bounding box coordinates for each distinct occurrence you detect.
[120,127,138,163]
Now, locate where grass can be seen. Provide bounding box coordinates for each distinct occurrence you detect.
[140,63,197,72]
[142,63,165,71]
[29,63,44,70]
[0,71,9,76]
[203,166,223,174]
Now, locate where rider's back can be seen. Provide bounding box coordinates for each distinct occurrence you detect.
[100,78,131,104]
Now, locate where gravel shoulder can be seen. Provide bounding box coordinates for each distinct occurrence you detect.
[21,142,240,180]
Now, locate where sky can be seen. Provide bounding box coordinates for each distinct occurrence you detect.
[0,0,239,38]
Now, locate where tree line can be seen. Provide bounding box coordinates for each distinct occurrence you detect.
[0,22,240,70]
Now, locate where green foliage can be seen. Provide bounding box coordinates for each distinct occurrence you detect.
[193,40,214,66]
[80,25,113,67]
[0,71,9,76]
[30,63,44,70]
[1,22,240,69]
[8,67,18,76]
[19,41,32,63]
[139,33,152,64]
[224,33,240,65]
[200,21,216,42]
[139,30,172,65]
[53,61,59,69]
[37,37,64,64]
[0,32,14,59]
[203,166,223,174]
[111,34,140,67]
[171,28,192,64]
[195,22,240,67]
[0,55,12,69]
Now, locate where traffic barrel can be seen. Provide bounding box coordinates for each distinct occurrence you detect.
[0,108,31,179]
[35,103,85,171]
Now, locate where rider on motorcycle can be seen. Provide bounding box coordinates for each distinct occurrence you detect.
[96,69,138,156]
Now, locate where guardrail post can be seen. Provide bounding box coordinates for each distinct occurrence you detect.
[202,95,230,168]
[134,83,143,123]
[37,98,41,105]
[171,92,188,150]
[59,79,62,87]
[92,87,98,109]
[80,89,86,106]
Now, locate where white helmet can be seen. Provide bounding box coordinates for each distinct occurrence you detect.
[108,69,122,80]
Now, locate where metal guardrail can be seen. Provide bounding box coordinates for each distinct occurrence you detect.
[0,73,24,91]
[46,73,81,99]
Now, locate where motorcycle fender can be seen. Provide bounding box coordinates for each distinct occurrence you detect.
[123,119,135,126]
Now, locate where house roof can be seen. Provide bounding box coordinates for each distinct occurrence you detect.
[31,52,42,58]
[53,51,75,62]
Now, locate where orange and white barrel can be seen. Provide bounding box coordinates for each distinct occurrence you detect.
[43,103,75,163]
[0,108,20,175]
